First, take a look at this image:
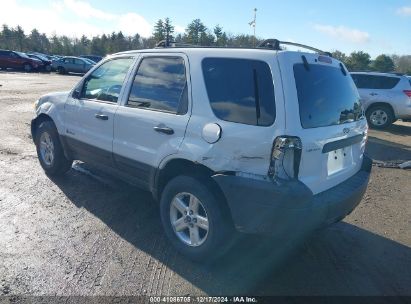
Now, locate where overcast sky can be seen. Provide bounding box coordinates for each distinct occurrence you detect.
[1,0,411,57]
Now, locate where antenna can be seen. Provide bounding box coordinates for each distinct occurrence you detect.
[248,8,257,47]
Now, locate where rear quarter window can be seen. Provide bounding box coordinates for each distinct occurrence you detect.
[202,58,276,126]
[351,74,400,89]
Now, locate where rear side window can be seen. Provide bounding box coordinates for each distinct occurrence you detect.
[202,58,275,126]
[74,58,84,65]
[294,64,362,129]
[127,57,188,114]
[351,74,400,89]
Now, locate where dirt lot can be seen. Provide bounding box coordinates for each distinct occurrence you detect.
[0,72,410,297]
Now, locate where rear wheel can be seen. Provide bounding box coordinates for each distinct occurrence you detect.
[45,65,52,72]
[35,121,72,176]
[160,176,233,261]
[57,66,66,74]
[366,105,394,129]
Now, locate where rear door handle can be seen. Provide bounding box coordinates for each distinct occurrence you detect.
[95,114,108,120]
[370,92,378,96]
[153,125,174,135]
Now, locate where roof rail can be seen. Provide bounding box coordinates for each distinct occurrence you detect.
[257,39,332,57]
[155,40,197,48]
[351,71,405,76]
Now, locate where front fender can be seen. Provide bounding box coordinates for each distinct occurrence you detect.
[34,91,69,136]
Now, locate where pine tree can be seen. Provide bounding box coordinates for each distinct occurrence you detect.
[185,19,207,45]
[163,18,174,43]
[153,19,165,42]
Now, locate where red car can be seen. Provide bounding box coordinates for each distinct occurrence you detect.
[0,49,42,72]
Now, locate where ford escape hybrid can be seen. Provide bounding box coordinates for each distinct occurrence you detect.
[31,39,372,261]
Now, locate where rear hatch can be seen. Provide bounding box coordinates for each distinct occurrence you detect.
[277,52,367,195]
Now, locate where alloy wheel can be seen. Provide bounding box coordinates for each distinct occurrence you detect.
[169,192,209,247]
[370,109,388,126]
[39,131,55,166]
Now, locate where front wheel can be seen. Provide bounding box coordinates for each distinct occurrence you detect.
[23,63,32,73]
[366,105,394,129]
[35,121,72,176]
[57,66,66,74]
[160,176,233,262]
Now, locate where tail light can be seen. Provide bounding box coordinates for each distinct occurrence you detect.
[268,136,302,180]
[404,90,411,98]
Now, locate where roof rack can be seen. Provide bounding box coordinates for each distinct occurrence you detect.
[155,40,197,48]
[257,39,332,57]
[154,38,332,57]
[352,71,405,76]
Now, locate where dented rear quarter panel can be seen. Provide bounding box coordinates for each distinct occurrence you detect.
[160,49,286,176]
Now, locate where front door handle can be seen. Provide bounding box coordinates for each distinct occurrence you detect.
[153,124,174,135]
[95,114,108,120]
[370,92,378,96]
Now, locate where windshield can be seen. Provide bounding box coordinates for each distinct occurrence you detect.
[83,58,96,64]
[16,52,30,59]
[294,63,363,129]
[34,54,48,61]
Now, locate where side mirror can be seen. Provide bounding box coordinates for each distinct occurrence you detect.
[72,88,81,99]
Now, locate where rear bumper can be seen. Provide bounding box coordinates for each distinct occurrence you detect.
[396,104,411,119]
[213,156,372,236]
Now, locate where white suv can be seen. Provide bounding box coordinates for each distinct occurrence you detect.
[32,40,372,261]
[351,72,411,128]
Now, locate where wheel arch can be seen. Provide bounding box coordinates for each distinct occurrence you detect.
[153,158,234,221]
[31,113,72,160]
[365,102,395,117]
[31,113,53,141]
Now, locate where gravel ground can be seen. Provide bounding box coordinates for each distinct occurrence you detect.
[0,72,410,297]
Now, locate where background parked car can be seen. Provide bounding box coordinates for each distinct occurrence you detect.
[0,49,42,72]
[351,72,411,128]
[52,56,95,74]
[80,55,103,63]
[51,55,63,61]
[27,53,52,72]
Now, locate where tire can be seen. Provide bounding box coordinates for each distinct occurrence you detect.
[366,105,394,129]
[35,121,72,176]
[45,65,52,72]
[160,175,233,262]
[57,66,66,74]
[23,63,32,73]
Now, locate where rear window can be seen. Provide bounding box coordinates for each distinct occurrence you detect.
[351,74,400,89]
[294,63,362,129]
[202,58,275,126]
